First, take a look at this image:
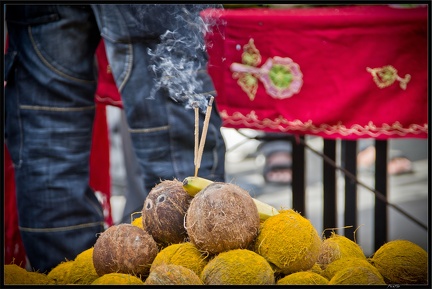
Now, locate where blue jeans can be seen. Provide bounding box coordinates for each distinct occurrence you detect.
[5,4,225,272]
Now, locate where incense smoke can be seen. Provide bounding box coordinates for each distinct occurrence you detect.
[135,4,224,111]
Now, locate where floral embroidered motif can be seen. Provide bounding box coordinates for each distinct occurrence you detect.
[220,110,427,138]
[231,39,303,100]
[242,39,261,67]
[232,72,258,101]
[366,65,411,90]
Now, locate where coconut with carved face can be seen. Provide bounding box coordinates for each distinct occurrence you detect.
[141,179,193,246]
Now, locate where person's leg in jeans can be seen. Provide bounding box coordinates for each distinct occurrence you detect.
[5,5,104,272]
[91,4,226,195]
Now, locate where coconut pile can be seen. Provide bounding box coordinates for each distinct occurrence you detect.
[5,179,428,285]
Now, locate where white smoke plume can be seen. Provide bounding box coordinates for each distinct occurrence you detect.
[142,4,224,111]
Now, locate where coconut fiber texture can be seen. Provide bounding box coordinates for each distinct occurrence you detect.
[185,182,260,254]
[328,266,386,285]
[142,179,193,245]
[150,242,209,276]
[92,224,158,277]
[277,271,329,285]
[255,209,321,274]
[201,249,275,285]
[309,263,324,276]
[322,257,382,280]
[68,247,99,284]
[4,264,54,285]
[317,232,366,269]
[91,273,144,285]
[369,239,428,284]
[145,264,203,285]
[47,260,74,284]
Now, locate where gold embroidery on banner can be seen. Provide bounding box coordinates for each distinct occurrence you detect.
[366,65,411,90]
[220,110,427,137]
[232,39,261,101]
[231,39,303,100]
[242,39,261,67]
[233,72,259,101]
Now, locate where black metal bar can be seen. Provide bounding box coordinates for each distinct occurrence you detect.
[323,139,337,238]
[292,136,305,215]
[341,140,358,241]
[374,140,388,251]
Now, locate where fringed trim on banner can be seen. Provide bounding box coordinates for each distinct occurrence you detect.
[220,110,428,137]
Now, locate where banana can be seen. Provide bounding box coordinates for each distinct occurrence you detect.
[182,176,214,197]
[182,176,279,221]
[251,198,280,222]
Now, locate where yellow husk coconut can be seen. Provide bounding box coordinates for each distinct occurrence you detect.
[317,232,366,269]
[328,266,386,285]
[309,263,325,276]
[322,257,381,280]
[47,260,74,284]
[68,247,99,284]
[201,249,275,285]
[150,242,209,276]
[91,273,144,285]
[5,264,34,285]
[131,215,143,229]
[185,182,260,254]
[4,264,54,285]
[255,209,322,274]
[25,271,55,284]
[277,271,329,285]
[369,239,428,284]
[144,264,203,285]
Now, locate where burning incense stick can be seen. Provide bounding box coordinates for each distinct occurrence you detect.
[194,96,214,177]
[194,104,199,171]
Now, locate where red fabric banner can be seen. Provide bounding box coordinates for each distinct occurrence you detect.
[202,5,428,139]
[4,145,27,267]
[95,40,123,108]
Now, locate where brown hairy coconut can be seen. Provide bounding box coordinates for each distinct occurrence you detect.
[142,179,193,245]
[93,224,158,278]
[185,182,260,254]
